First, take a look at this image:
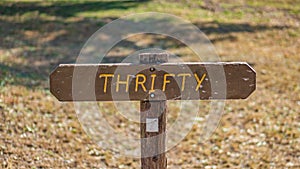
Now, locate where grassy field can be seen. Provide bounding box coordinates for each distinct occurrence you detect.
[0,0,299,168]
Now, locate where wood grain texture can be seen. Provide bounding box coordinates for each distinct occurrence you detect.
[140,53,167,169]
[140,101,167,169]
[50,62,256,101]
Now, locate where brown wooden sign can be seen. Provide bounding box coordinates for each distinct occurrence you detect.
[50,62,256,101]
[49,53,256,169]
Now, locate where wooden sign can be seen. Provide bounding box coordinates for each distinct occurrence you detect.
[50,62,256,101]
[49,53,256,169]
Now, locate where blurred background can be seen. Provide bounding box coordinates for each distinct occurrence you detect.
[0,0,299,168]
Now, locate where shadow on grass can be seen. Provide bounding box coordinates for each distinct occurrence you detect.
[194,21,289,42]
[0,63,43,88]
[0,1,290,89]
[0,0,143,17]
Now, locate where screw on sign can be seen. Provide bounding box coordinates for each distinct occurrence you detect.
[50,53,256,169]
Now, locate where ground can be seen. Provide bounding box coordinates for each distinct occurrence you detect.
[0,0,299,168]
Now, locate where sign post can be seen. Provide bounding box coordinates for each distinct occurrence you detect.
[50,53,256,169]
[140,53,168,169]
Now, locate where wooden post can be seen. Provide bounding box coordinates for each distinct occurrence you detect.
[140,53,168,169]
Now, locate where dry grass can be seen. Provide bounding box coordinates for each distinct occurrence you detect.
[0,0,299,168]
